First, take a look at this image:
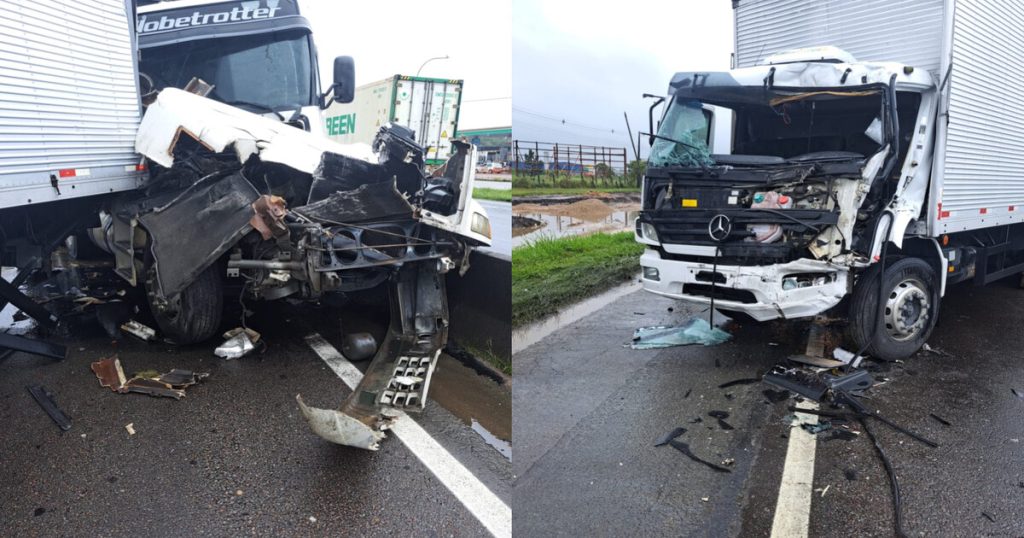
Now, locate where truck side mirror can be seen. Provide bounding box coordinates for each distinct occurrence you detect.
[321,56,355,108]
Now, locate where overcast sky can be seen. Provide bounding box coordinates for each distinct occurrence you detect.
[299,0,511,130]
[513,0,733,157]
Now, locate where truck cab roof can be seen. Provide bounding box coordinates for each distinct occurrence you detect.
[668,48,935,97]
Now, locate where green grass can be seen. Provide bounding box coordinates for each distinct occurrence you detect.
[460,341,511,376]
[511,187,637,197]
[512,231,644,327]
[473,187,512,202]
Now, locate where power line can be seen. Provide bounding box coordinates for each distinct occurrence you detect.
[512,106,620,135]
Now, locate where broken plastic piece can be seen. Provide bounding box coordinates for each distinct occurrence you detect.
[708,410,735,431]
[832,347,864,368]
[654,427,687,447]
[27,385,71,431]
[630,318,732,349]
[125,423,135,435]
[666,440,732,473]
[763,389,791,403]
[763,366,827,401]
[787,355,845,369]
[718,378,760,389]
[91,357,128,391]
[90,356,207,400]
[1012,388,1024,400]
[215,327,260,359]
[801,420,832,434]
[296,394,391,451]
[822,369,874,393]
[120,320,156,342]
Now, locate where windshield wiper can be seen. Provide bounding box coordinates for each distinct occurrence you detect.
[223,99,285,121]
[641,131,705,152]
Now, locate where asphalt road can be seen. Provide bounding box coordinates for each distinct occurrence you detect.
[512,277,1024,536]
[0,299,511,536]
[479,200,511,257]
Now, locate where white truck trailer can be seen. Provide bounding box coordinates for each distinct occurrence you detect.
[636,0,1024,360]
[0,0,491,449]
[323,75,463,166]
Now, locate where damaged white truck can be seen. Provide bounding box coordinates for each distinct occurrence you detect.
[637,0,1024,360]
[0,0,490,449]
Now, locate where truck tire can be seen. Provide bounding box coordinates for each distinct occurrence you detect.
[146,263,223,344]
[849,257,939,361]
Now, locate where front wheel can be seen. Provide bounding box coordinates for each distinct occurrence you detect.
[146,263,224,344]
[849,257,940,361]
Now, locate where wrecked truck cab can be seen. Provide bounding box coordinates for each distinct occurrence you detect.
[637,49,940,355]
[88,87,489,448]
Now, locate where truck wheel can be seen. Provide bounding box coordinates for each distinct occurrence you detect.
[849,257,939,361]
[146,263,223,344]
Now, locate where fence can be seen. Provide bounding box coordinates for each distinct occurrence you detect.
[513,140,628,177]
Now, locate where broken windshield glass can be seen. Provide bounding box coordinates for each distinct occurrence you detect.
[648,98,714,168]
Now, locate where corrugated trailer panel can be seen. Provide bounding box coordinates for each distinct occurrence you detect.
[933,0,1024,233]
[0,0,143,209]
[735,0,946,78]
[391,77,462,165]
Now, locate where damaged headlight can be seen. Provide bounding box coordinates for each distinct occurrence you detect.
[471,212,491,239]
[641,222,660,243]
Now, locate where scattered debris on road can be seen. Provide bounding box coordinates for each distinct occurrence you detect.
[653,427,686,446]
[718,377,760,389]
[119,320,156,342]
[630,318,731,349]
[929,413,952,426]
[125,423,135,436]
[90,356,208,400]
[707,410,734,431]
[666,439,732,473]
[214,327,261,359]
[26,385,71,431]
[1012,388,1024,400]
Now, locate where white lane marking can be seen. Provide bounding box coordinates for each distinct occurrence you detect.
[770,402,820,538]
[304,334,512,538]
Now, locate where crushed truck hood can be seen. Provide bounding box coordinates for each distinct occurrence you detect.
[136,87,376,172]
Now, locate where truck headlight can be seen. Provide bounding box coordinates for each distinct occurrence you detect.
[470,212,491,239]
[641,222,660,243]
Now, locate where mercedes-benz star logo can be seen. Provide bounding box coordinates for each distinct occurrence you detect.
[708,214,732,242]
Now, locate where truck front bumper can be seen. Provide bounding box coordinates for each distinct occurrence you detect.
[639,249,850,321]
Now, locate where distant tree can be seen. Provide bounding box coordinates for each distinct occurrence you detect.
[594,163,614,179]
[523,149,542,176]
[627,159,647,186]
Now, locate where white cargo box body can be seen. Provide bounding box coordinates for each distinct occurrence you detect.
[733,0,1024,235]
[324,75,462,165]
[0,0,144,210]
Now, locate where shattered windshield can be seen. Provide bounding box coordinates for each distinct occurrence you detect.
[648,87,894,170]
[140,30,314,112]
[648,98,714,168]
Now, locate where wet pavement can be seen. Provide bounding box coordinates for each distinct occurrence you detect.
[479,200,512,256]
[512,277,1024,536]
[0,299,510,536]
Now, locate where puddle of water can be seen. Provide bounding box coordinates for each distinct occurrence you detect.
[512,278,642,354]
[429,353,511,444]
[472,419,512,461]
[512,199,640,248]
